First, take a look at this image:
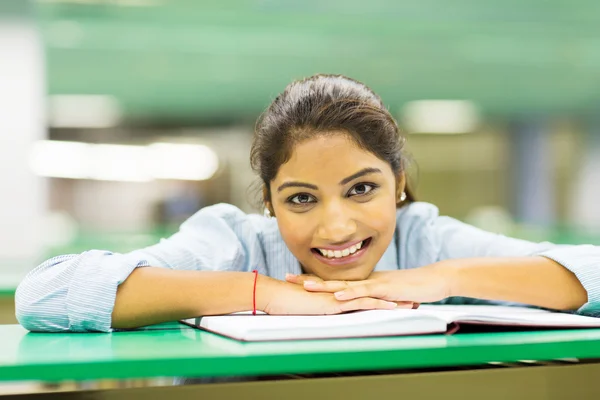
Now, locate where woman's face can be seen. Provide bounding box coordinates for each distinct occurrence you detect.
[269,133,403,281]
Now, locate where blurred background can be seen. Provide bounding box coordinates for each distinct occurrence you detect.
[2,0,600,312]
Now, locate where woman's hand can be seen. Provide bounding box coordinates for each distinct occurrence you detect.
[286,264,453,305]
[260,277,415,315]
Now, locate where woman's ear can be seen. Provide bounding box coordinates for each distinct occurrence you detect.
[396,172,406,202]
[262,185,275,217]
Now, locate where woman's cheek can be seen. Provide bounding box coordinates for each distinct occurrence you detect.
[365,198,396,229]
[277,213,310,249]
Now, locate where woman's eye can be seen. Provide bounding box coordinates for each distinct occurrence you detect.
[289,193,315,204]
[349,183,376,196]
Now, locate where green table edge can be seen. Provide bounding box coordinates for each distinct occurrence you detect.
[3,325,600,382]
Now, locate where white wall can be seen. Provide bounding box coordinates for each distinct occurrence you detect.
[0,1,47,277]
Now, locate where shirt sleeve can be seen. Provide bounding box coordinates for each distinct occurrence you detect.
[15,204,267,332]
[401,202,600,316]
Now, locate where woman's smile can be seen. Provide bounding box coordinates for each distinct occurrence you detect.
[311,237,372,266]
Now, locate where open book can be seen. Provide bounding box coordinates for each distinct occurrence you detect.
[180,305,600,342]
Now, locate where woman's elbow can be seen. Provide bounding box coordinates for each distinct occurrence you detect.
[14,279,70,332]
[14,257,75,332]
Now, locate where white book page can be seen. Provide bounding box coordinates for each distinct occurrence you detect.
[417,305,600,327]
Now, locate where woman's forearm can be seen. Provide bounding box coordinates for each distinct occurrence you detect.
[445,256,588,311]
[111,268,273,329]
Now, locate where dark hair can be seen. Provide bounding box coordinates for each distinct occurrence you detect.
[250,74,415,211]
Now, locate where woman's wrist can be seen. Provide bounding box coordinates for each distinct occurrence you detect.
[254,273,283,313]
[432,259,464,298]
[433,257,588,310]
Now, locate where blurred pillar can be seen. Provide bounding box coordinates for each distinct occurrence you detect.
[511,119,555,226]
[569,122,600,229]
[0,1,47,277]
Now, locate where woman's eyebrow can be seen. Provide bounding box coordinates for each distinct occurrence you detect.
[339,167,382,185]
[277,167,382,192]
[277,182,318,192]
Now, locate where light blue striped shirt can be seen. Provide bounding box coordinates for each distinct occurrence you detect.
[15,201,600,332]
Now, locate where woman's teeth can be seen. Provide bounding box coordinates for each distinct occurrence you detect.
[318,240,364,258]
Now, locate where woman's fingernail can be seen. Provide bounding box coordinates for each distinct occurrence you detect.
[387,302,398,309]
[334,291,345,298]
[286,273,295,279]
[304,280,317,287]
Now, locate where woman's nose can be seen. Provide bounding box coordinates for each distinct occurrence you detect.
[316,205,357,244]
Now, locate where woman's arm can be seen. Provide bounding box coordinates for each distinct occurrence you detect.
[111,268,266,329]
[297,256,588,312]
[446,256,588,311]
[405,203,600,314]
[16,205,267,332]
[112,267,405,329]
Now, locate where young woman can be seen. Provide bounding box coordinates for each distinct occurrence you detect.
[15,74,600,333]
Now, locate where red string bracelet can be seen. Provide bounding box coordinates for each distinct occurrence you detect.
[252,270,258,315]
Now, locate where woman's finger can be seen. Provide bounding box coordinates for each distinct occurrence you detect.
[394,301,417,308]
[333,282,377,300]
[334,285,420,306]
[285,273,323,285]
[303,280,354,293]
[338,297,412,312]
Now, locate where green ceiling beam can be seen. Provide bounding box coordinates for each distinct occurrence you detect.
[37,1,600,121]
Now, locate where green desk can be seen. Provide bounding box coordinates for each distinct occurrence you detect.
[2,323,600,399]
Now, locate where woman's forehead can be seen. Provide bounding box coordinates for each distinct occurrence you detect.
[275,135,392,183]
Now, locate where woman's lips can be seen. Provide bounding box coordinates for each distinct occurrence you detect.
[312,238,371,266]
